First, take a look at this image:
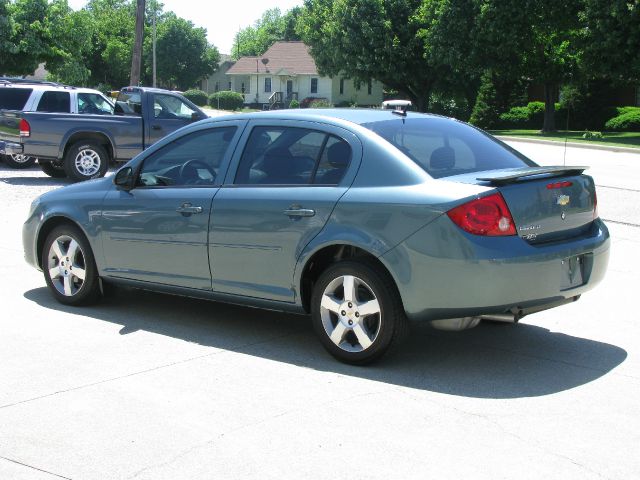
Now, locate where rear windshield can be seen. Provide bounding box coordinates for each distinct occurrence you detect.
[362,116,536,178]
[0,88,32,110]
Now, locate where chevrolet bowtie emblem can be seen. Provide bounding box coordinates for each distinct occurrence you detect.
[556,195,570,206]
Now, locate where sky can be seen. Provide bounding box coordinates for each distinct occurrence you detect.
[67,0,304,55]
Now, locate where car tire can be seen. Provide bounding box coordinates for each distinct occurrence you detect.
[42,225,101,306]
[3,153,37,169]
[64,141,109,182]
[39,160,67,178]
[311,260,408,365]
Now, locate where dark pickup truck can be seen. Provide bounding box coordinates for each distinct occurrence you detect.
[0,86,207,181]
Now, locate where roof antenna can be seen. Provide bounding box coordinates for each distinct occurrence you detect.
[392,103,408,118]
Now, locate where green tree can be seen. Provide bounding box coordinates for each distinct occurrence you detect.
[476,0,582,131]
[299,0,439,111]
[83,0,137,88]
[150,13,219,90]
[231,7,301,59]
[580,0,640,83]
[1,0,53,75]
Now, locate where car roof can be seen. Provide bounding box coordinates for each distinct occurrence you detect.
[203,108,450,128]
[0,82,104,95]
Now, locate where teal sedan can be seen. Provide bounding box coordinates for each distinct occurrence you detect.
[23,109,610,364]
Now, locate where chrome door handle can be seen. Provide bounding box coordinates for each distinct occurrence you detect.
[283,206,315,217]
[176,203,203,215]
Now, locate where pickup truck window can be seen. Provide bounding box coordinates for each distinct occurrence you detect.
[116,91,142,116]
[137,126,237,187]
[153,93,197,120]
[78,93,114,115]
[0,88,32,110]
[36,91,70,113]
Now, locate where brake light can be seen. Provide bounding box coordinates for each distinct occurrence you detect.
[546,181,573,189]
[593,190,598,219]
[447,193,516,236]
[19,118,30,137]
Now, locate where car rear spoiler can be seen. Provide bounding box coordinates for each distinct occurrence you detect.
[476,166,589,186]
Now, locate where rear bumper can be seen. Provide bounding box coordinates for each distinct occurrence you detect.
[383,216,610,322]
[0,140,23,156]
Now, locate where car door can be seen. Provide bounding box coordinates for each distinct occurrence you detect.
[147,92,204,144]
[210,120,361,302]
[99,122,243,290]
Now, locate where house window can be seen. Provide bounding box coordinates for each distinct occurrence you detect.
[264,77,272,93]
[241,82,246,94]
[311,78,318,94]
[367,80,372,95]
[228,81,232,91]
[214,82,219,92]
[339,78,344,95]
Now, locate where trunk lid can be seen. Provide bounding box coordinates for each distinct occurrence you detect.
[476,167,596,244]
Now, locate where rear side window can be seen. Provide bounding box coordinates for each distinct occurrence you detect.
[234,126,351,185]
[36,91,71,113]
[115,91,142,115]
[363,117,536,178]
[0,88,32,110]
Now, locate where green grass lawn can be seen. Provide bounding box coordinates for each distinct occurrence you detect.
[489,129,640,149]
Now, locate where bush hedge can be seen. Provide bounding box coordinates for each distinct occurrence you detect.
[183,89,208,106]
[288,98,300,109]
[208,91,244,111]
[604,110,640,131]
[300,97,332,108]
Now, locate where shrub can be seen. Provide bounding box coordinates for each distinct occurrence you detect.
[309,99,333,108]
[208,91,244,111]
[183,89,208,106]
[582,131,603,139]
[604,111,640,131]
[615,106,640,116]
[300,97,329,108]
[288,98,300,109]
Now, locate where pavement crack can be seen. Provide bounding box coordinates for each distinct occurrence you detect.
[0,455,72,479]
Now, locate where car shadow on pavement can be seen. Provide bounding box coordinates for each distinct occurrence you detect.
[24,286,627,399]
[0,175,70,187]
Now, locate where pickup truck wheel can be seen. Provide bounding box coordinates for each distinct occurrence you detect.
[3,153,36,169]
[39,160,67,178]
[64,142,109,182]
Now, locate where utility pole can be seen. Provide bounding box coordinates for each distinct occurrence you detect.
[130,0,146,86]
[152,1,157,88]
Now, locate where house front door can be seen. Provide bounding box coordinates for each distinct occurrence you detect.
[286,80,293,99]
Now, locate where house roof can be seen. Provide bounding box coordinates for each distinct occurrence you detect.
[227,41,318,76]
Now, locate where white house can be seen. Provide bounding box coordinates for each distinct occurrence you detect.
[225,41,384,109]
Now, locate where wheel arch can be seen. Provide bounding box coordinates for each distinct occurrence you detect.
[36,216,91,270]
[61,131,114,162]
[298,243,403,314]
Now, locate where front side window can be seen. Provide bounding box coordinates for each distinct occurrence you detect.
[234,126,351,186]
[137,127,237,187]
[363,117,535,178]
[311,78,318,94]
[78,93,114,115]
[264,78,272,93]
[36,91,71,113]
[153,93,197,119]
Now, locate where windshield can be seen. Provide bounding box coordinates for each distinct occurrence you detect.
[362,116,536,178]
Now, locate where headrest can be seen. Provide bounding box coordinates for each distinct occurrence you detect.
[430,146,455,170]
[327,141,351,167]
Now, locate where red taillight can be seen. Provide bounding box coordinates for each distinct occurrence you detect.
[546,181,573,189]
[19,118,30,137]
[447,193,517,236]
[593,190,598,219]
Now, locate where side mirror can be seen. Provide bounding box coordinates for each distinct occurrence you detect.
[114,166,134,191]
[192,111,205,122]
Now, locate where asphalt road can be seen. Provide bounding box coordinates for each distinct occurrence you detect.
[0,141,638,479]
